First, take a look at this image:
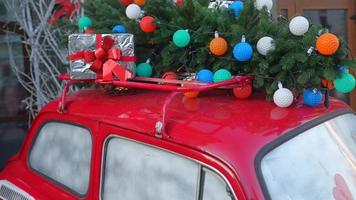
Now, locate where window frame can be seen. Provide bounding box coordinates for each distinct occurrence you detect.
[27,120,94,198]
[100,134,237,200]
[254,109,354,200]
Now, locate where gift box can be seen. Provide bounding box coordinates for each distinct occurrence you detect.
[68,34,136,80]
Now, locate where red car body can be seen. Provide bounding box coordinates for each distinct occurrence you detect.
[0,89,353,200]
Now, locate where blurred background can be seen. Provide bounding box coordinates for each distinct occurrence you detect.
[1,0,356,168]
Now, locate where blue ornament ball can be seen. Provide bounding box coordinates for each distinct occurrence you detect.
[229,1,244,17]
[339,66,348,73]
[196,69,214,83]
[112,25,127,33]
[233,42,253,62]
[303,88,323,107]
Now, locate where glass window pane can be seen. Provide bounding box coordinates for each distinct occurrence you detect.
[261,114,356,200]
[102,137,199,200]
[29,122,92,195]
[303,10,347,42]
[203,169,233,200]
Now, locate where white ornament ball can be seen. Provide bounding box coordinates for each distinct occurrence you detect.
[289,16,309,36]
[273,82,294,108]
[126,4,142,20]
[255,0,273,11]
[257,36,275,56]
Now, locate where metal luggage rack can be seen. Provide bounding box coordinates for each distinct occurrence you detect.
[57,73,253,138]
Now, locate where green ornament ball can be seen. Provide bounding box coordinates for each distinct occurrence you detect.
[78,16,93,30]
[334,73,356,93]
[136,63,153,77]
[213,69,232,82]
[173,30,190,48]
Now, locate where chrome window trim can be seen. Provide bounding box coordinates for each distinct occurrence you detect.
[99,134,238,200]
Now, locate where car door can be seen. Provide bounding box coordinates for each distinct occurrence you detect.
[93,123,246,200]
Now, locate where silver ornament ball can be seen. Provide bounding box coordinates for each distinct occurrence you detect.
[255,0,273,11]
[289,16,309,36]
[273,83,294,108]
[126,4,142,20]
[257,36,275,56]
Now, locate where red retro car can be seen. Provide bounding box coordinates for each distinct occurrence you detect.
[0,78,355,200]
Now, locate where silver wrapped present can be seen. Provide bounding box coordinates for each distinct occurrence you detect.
[68,33,136,80]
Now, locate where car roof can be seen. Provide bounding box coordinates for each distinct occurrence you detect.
[41,89,351,192]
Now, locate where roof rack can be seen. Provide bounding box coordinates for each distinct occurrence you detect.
[58,73,253,138]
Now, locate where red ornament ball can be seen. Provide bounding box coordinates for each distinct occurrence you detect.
[120,0,133,6]
[84,28,95,34]
[176,0,183,7]
[140,16,157,33]
[162,72,178,86]
[233,84,252,99]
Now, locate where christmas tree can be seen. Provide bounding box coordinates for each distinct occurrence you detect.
[70,0,356,100]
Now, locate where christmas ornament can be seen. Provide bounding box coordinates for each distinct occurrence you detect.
[339,66,348,73]
[213,69,232,82]
[273,82,294,108]
[126,4,142,20]
[162,72,178,86]
[174,0,183,7]
[136,61,153,77]
[233,36,253,62]
[112,25,127,33]
[303,88,323,107]
[255,0,273,12]
[289,16,309,36]
[140,16,157,33]
[257,36,275,56]
[209,32,228,56]
[173,30,190,48]
[321,79,334,90]
[84,28,95,34]
[78,16,93,30]
[196,69,214,83]
[233,84,252,99]
[120,0,133,6]
[229,1,244,17]
[162,72,178,80]
[334,73,356,93]
[316,33,339,56]
[134,0,145,6]
[184,83,200,99]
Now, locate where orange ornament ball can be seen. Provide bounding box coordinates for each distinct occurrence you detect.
[134,0,145,5]
[233,85,252,99]
[316,33,340,56]
[209,37,228,56]
[322,79,334,90]
[184,83,200,98]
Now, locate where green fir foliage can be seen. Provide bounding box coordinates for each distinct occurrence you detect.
[75,0,355,98]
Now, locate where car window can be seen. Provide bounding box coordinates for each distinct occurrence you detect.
[202,168,234,200]
[29,122,92,196]
[261,114,356,200]
[102,137,199,200]
[101,136,236,200]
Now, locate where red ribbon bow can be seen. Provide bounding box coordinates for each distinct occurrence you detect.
[68,34,136,81]
[49,0,79,26]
